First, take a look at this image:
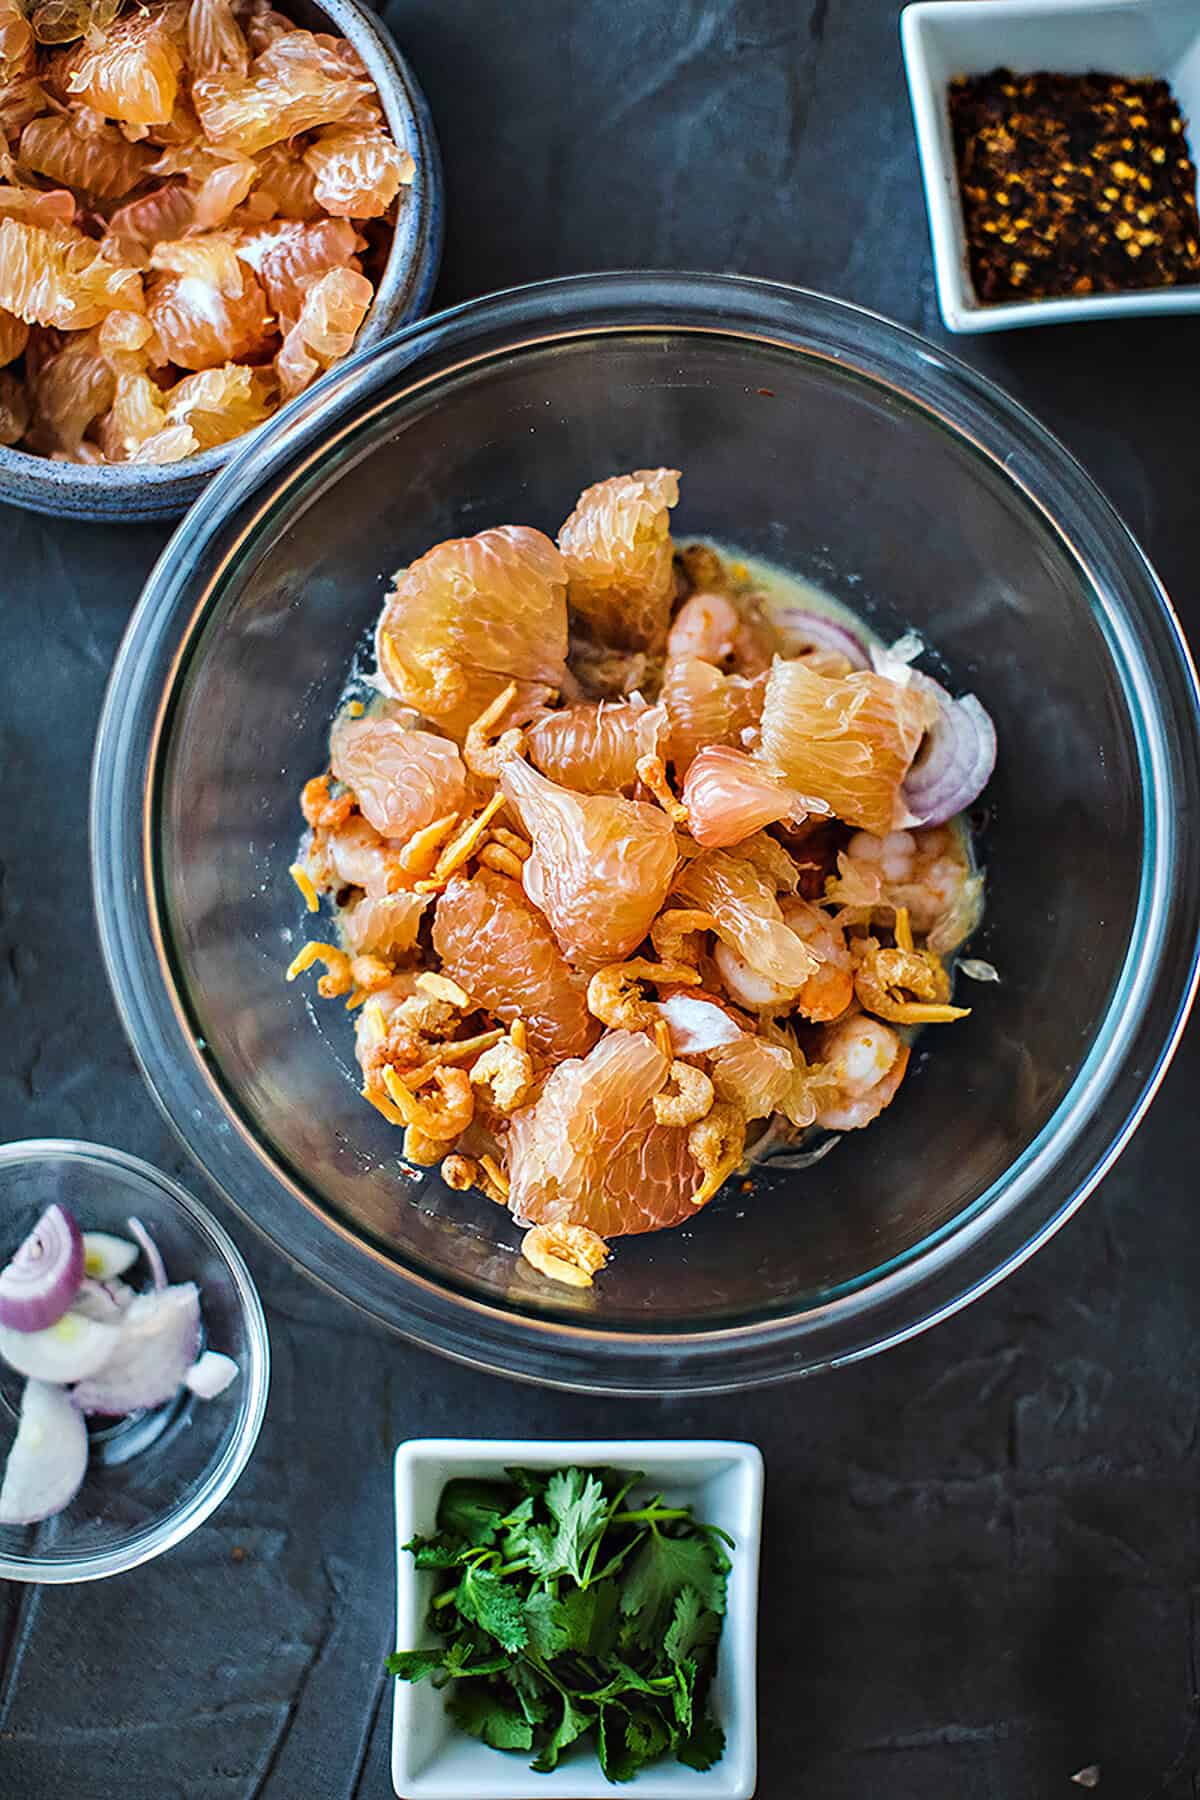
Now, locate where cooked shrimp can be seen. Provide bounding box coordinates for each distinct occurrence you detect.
[780,897,854,1022]
[667,592,741,664]
[521,1222,609,1288]
[688,1101,746,1205]
[831,826,982,950]
[587,958,700,1031]
[667,592,771,674]
[381,1064,474,1141]
[353,974,481,1084]
[301,772,355,831]
[650,909,717,967]
[286,940,353,997]
[324,813,408,897]
[814,1012,910,1131]
[712,940,798,1011]
[653,1060,714,1127]
[851,937,970,1026]
[470,1035,534,1113]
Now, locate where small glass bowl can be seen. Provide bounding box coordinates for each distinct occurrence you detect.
[0,1140,269,1584]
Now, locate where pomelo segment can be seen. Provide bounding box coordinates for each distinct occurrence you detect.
[192,28,370,154]
[25,327,114,451]
[683,743,824,848]
[558,467,680,651]
[0,217,143,328]
[507,1030,700,1237]
[61,7,183,126]
[661,656,766,774]
[275,263,370,399]
[432,868,598,1062]
[376,526,568,741]
[162,361,275,449]
[758,658,935,836]
[501,757,679,969]
[303,124,412,218]
[676,848,817,991]
[526,698,666,795]
[329,713,467,843]
[19,113,153,199]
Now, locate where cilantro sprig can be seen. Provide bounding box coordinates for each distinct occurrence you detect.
[387,1465,732,1782]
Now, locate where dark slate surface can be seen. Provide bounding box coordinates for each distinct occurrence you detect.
[2,2,1199,1795]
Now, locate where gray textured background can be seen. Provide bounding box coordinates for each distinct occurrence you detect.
[3,2,1200,1795]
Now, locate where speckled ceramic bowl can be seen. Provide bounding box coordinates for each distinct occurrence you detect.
[0,0,443,524]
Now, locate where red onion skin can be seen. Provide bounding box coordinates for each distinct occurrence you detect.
[775,607,871,670]
[902,678,996,828]
[0,1205,85,1334]
[127,1217,168,1293]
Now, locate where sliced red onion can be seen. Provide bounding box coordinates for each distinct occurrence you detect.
[127,1217,167,1293]
[0,1204,84,1333]
[184,1351,240,1400]
[654,994,743,1055]
[773,606,870,670]
[73,1284,202,1416]
[0,1380,89,1526]
[82,1231,139,1282]
[71,1277,136,1322]
[901,674,997,828]
[0,1307,122,1384]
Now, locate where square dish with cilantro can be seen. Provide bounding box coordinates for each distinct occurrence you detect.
[391,1440,762,1798]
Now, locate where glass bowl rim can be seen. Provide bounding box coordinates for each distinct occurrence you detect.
[0,1137,271,1584]
[89,271,1200,1393]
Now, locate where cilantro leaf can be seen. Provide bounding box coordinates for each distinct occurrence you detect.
[624,1705,672,1765]
[402,1533,467,1569]
[449,1680,534,1752]
[672,1658,696,1733]
[385,1648,445,1682]
[678,1707,726,1772]
[523,1588,571,1662]
[530,1693,595,1772]
[498,1494,535,1560]
[456,1565,527,1653]
[525,1467,609,1584]
[504,1465,550,1500]
[548,1468,609,1551]
[620,1532,727,1647]
[526,1580,620,1661]
[441,1640,514,1680]
[437,1479,511,1546]
[509,1660,553,1727]
[597,1703,639,1783]
[664,1586,720,1667]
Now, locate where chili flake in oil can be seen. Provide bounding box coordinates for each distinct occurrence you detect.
[949,68,1200,302]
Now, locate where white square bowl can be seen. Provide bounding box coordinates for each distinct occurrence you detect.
[901,0,1200,331]
[392,1439,763,1800]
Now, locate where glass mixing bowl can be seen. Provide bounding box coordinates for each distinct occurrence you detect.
[90,274,1200,1394]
